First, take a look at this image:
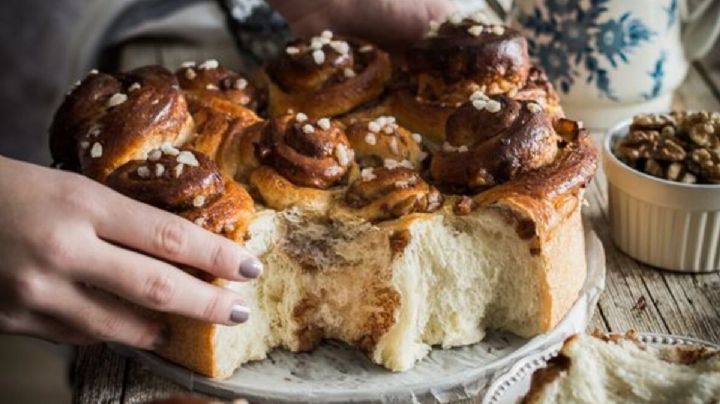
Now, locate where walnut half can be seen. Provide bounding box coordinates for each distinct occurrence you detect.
[614,111,720,184]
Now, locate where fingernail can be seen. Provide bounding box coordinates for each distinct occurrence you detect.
[239,258,263,279]
[153,326,170,350]
[230,305,250,324]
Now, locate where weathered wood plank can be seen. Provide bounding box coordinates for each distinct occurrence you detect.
[660,273,720,343]
[72,345,127,404]
[691,273,720,322]
[589,309,609,333]
[584,180,672,335]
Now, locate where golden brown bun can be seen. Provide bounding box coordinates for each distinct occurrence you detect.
[215,120,263,182]
[265,32,391,118]
[389,18,560,144]
[388,88,457,144]
[177,61,263,112]
[47,22,598,379]
[106,150,224,212]
[254,113,353,189]
[50,66,193,181]
[472,133,597,255]
[431,95,560,192]
[406,20,530,98]
[249,165,336,213]
[345,116,426,169]
[340,167,443,222]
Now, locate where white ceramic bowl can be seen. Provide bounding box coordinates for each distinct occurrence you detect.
[604,119,720,272]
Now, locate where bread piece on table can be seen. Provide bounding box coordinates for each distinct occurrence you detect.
[523,331,720,403]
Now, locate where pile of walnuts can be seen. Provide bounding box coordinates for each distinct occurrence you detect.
[614,111,720,184]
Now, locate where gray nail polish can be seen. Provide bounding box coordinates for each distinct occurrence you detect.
[239,259,263,279]
[230,305,250,324]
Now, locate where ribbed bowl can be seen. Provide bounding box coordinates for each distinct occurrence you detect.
[604,119,720,272]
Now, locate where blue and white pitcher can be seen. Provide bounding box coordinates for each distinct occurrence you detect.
[506,0,720,128]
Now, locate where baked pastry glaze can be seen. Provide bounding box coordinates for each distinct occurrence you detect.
[49,17,597,378]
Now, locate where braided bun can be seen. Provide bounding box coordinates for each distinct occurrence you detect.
[250,113,354,212]
[255,113,353,189]
[390,17,561,144]
[106,148,253,241]
[407,19,530,98]
[431,93,559,192]
[173,60,264,182]
[107,148,223,212]
[50,66,193,181]
[266,31,391,118]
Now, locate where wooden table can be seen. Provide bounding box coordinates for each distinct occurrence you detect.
[73,39,720,404]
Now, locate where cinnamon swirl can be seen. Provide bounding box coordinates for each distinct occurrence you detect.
[50,66,193,182]
[431,93,559,192]
[265,31,391,118]
[250,112,354,212]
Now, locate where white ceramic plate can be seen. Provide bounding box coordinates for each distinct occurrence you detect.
[112,229,605,404]
[482,333,720,404]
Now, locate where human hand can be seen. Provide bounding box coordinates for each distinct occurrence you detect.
[268,0,456,51]
[0,156,262,349]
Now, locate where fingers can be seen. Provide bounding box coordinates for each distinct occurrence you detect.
[74,239,250,326]
[93,191,262,281]
[4,312,97,346]
[31,279,164,350]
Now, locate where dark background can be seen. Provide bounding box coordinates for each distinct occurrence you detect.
[0,0,86,165]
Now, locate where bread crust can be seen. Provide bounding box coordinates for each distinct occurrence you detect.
[48,24,598,378]
[266,37,391,118]
[522,331,720,403]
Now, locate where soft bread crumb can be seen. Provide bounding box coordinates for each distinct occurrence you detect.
[526,334,720,403]
[201,201,585,376]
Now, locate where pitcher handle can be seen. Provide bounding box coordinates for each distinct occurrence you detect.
[682,0,720,60]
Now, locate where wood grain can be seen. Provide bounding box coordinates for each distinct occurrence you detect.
[73,44,720,404]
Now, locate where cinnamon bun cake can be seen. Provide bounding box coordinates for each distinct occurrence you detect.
[49,16,597,378]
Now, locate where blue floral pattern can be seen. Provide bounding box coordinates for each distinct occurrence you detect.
[518,0,656,100]
[665,0,678,29]
[642,51,667,100]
